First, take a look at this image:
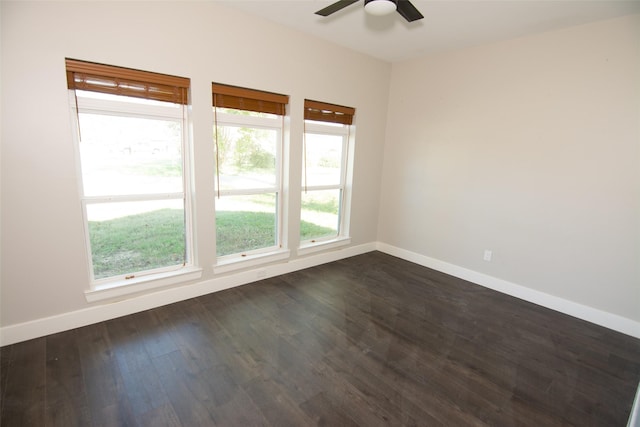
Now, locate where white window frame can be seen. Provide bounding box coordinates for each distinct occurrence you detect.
[299,120,352,252]
[70,91,200,299]
[213,110,287,268]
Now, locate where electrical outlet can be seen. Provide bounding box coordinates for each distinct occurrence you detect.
[483,250,492,262]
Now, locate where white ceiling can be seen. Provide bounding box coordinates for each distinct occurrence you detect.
[219,0,640,62]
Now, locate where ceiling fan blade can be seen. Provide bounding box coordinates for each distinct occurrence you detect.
[315,0,360,17]
[396,0,424,22]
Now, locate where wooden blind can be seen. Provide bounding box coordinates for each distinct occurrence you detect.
[65,58,190,105]
[304,99,355,125]
[212,83,288,115]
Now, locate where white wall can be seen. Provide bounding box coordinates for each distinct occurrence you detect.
[0,2,390,332]
[2,2,638,343]
[379,15,640,324]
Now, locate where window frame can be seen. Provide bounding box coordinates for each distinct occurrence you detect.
[300,119,352,247]
[67,62,200,296]
[213,108,286,264]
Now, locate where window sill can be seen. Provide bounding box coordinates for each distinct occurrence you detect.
[84,266,203,303]
[214,249,291,275]
[298,236,351,256]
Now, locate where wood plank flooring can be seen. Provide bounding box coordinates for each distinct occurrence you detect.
[1,251,639,426]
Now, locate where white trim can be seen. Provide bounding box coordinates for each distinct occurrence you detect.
[302,184,342,192]
[77,95,184,120]
[216,188,278,196]
[213,249,291,275]
[0,242,376,346]
[85,267,203,302]
[216,111,281,128]
[628,382,640,427]
[304,120,349,135]
[376,242,640,339]
[83,193,184,204]
[298,236,351,256]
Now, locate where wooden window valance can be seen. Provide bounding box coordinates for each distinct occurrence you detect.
[65,58,189,105]
[304,99,355,125]
[212,83,288,115]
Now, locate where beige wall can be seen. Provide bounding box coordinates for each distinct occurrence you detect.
[379,15,640,322]
[2,1,638,337]
[0,1,390,327]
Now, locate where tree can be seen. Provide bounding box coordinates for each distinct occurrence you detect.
[233,128,274,171]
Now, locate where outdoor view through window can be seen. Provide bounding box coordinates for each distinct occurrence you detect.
[301,126,347,242]
[74,90,188,281]
[213,106,345,257]
[214,107,282,257]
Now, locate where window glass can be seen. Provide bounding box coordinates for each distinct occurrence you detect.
[214,104,284,258]
[87,199,185,279]
[78,111,183,196]
[301,119,350,244]
[301,189,340,241]
[215,124,277,191]
[303,133,342,187]
[215,193,277,256]
[71,80,190,282]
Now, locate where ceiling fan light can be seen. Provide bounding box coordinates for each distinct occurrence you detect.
[364,0,396,16]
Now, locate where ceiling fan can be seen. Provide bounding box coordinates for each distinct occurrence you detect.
[315,0,424,22]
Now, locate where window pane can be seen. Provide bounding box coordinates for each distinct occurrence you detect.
[303,133,343,187]
[217,107,277,119]
[76,90,183,108]
[215,125,277,191]
[300,189,340,241]
[216,194,277,256]
[78,113,183,196]
[86,200,185,279]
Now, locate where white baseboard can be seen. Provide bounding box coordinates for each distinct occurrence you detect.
[629,383,640,427]
[3,241,638,346]
[376,242,640,339]
[0,242,376,346]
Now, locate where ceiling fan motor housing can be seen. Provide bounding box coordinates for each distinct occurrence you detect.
[364,0,398,16]
[364,0,397,5]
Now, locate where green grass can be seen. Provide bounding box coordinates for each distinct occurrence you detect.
[88,209,185,279]
[301,197,338,214]
[89,209,334,278]
[216,211,276,256]
[242,193,338,215]
[215,211,334,256]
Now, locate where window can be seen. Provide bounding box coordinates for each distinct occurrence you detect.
[66,59,194,286]
[301,99,354,245]
[213,83,288,261]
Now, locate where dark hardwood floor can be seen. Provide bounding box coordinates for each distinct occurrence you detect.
[1,251,639,426]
